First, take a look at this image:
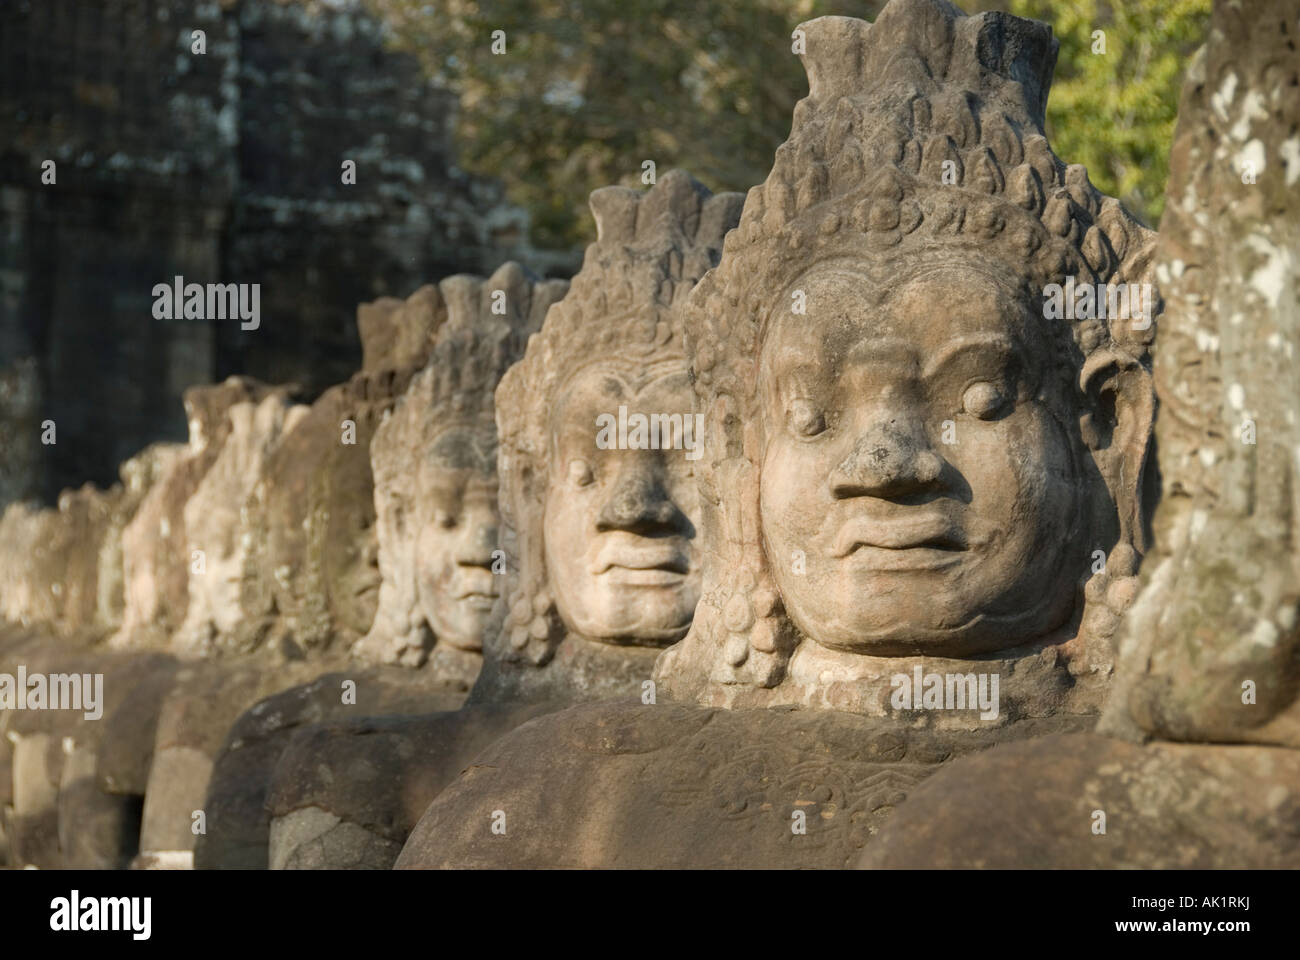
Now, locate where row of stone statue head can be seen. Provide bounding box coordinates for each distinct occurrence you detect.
[0,2,1164,724]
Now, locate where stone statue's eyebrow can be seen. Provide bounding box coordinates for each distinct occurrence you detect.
[921,333,1015,379]
[843,336,917,369]
[423,482,464,509]
[422,465,469,493]
[428,437,484,471]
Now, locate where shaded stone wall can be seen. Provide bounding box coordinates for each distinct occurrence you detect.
[0,0,573,508]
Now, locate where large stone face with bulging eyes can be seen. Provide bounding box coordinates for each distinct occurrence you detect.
[648,1,1164,720]
[760,265,1086,657]
[543,364,701,645]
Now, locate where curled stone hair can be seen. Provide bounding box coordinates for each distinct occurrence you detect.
[475,171,743,699]
[357,263,568,669]
[659,0,1160,698]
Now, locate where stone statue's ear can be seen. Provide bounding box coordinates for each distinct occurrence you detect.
[1078,347,1155,556]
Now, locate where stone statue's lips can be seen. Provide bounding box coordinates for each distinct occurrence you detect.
[453,567,498,606]
[830,516,966,563]
[353,574,381,596]
[591,539,690,584]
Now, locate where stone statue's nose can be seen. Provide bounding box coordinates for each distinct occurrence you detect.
[457,520,498,567]
[829,416,943,499]
[596,472,680,534]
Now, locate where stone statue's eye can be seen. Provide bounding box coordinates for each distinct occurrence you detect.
[568,458,595,487]
[962,381,1005,419]
[787,398,826,437]
[435,509,457,529]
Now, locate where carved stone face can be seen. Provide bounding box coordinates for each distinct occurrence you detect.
[191,447,245,637]
[543,363,701,645]
[414,428,500,651]
[323,478,384,637]
[759,264,1086,657]
[205,525,244,636]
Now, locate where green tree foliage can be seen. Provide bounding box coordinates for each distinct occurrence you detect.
[366,0,857,248]
[368,0,1207,248]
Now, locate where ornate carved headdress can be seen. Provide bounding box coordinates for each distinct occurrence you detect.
[477,171,743,699]
[661,0,1160,697]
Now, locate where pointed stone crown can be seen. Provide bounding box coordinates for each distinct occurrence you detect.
[690,0,1157,400]
[372,262,569,497]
